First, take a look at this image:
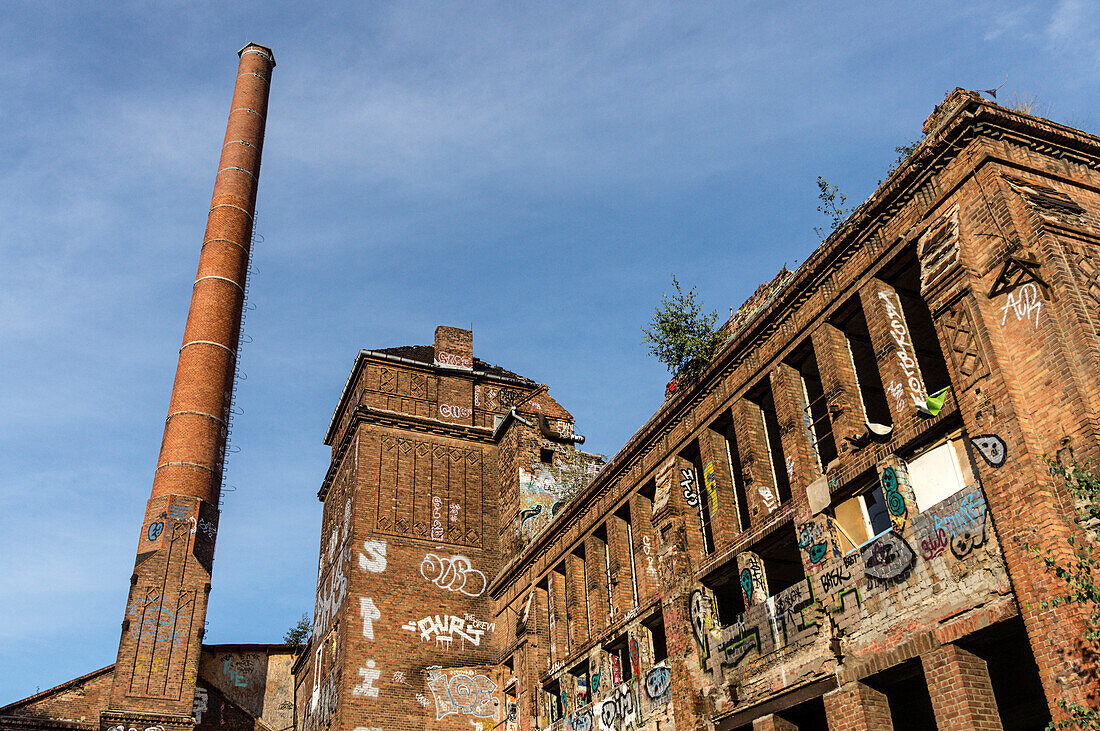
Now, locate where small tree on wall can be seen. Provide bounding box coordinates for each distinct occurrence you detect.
[284,614,311,652]
[642,275,727,389]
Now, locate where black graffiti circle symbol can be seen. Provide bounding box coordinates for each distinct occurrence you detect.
[147,522,164,541]
[971,434,1007,468]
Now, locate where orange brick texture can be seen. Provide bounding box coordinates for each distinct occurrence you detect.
[823,681,894,731]
[922,644,1003,731]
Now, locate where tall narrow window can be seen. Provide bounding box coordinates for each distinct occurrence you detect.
[835,300,893,427]
[721,420,752,531]
[883,251,952,395]
[787,343,838,470]
[593,524,614,625]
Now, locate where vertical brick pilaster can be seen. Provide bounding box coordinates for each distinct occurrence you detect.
[772,363,821,486]
[533,583,552,676]
[698,427,743,552]
[753,713,799,731]
[731,399,780,525]
[566,549,589,648]
[823,681,894,731]
[629,492,659,605]
[548,570,569,664]
[606,510,636,621]
[922,644,1004,731]
[584,533,610,635]
[811,322,868,455]
[859,279,929,432]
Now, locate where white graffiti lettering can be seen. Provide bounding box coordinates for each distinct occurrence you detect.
[436,351,473,368]
[879,290,927,409]
[758,484,777,513]
[439,403,473,419]
[353,660,381,698]
[1000,282,1042,328]
[401,613,493,649]
[420,553,487,597]
[360,597,380,640]
[426,669,499,720]
[358,539,387,573]
[192,687,209,723]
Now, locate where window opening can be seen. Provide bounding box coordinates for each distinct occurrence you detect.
[834,298,893,426]
[749,383,792,505]
[540,447,554,465]
[907,437,971,511]
[702,562,747,625]
[787,343,838,470]
[605,636,634,684]
[593,525,613,625]
[617,505,639,609]
[643,612,669,663]
[569,660,590,708]
[883,251,953,396]
[721,419,752,531]
[544,678,563,721]
[831,476,893,552]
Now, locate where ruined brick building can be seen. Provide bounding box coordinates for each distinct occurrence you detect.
[3,47,1099,731]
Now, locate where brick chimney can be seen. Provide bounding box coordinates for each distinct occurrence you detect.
[101,43,274,731]
[434,324,474,370]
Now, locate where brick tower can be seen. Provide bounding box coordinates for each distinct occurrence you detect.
[100,43,274,731]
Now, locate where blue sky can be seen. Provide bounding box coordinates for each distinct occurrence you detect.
[2,0,1099,703]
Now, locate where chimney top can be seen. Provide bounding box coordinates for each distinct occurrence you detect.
[434,325,473,370]
[238,42,275,67]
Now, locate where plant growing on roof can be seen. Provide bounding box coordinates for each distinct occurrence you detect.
[642,275,727,386]
[814,176,850,239]
[284,613,311,652]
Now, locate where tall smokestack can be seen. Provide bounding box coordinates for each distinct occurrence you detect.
[102,43,274,731]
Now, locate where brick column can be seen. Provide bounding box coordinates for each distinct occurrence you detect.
[566,550,589,648]
[771,363,822,486]
[630,492,660,604]
[549,570,569,663]
[533,583,552,675]
[859,279,930,432]
[731,399,780,524]
[811,322,870,455]
[823,681,894,731]
[754,714,799,731]
[606,511,636,621]
[698,427,744,552]
[922,644,1004,731]
[584,533,610,635]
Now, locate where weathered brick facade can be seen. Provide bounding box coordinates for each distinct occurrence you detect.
[294,89,1100,731]
[5,84,1099,731]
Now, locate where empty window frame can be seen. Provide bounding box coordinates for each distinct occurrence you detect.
[786,342,838,470]
[684,444,716,555]
[882,251,953,396]
[615,504,640,609]
[907,435,973,511]
[753,524,807,598]
[833,297,893,427]
[569,660,591,708]
[642,611,669,664]
[719,418,752,531]
[747,382,793,505]
[544,678,563,721]
[593,524,614,625]
[831,475,893,551]
[703,562,747,625]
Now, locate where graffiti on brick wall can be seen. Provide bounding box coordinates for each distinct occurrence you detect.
[737,552,768,605]
[401,612,495,649]
[689,589,717,658]
[999,282,1042,328]
[314,559,347,637]
[425,668,500,720]
[914,487,989,560]
[353,660,381,698]
[681,467,699,506]
[307,670,338,731]
[358,538,387,573]
[359,597,380,640]
[597,683,636,731]
[703,461,720,516]
[878,289,927,409]
[420,552,487,597]
[798,515,841,565]
[517,449,603,541]
[880,466,909,532]
[641,534,657,581]
[860,530,915,582]
[643,665,670,703]
[757,484,777,513]
[971,434,1007,468]
[193,686,209,723]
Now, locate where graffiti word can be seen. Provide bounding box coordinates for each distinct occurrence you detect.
[393,671,409,685]
[146,522,163,541]
[680,468,699,507]
[310,672,338,731]
[426,669,499,720]
[352,660,381,698]
[197,518,216,540]
[402,614,489,648]
[738,554,766,605]
[432,497,444,541]
[879,290,926,409]
[192,687,209,723]
[920,527,949,561]
[758,484,777,513]
[932,491,985,535]
[971,434,1007,468]
[126,596,183,646]
[450,502,460,523]
[703,461,720,516]
[566,708,594,731]
[439,403,473,419]
[718,626,759,668]
[880,466,908,531]
[359,539,388,573]
[861,531,915,581]
[887,380,905,413]
[420,553,487,597]
[644,664,671,702]
[628,636,640,679]
[819,563,852,594]
[641,535,657,578]
[353,727,382,731]
[416,693,431,707]
[315,560,348,637]
[167,504,189,521]
[360,597,380,640]
[436,351,473,368]
[1000,282,1042,328]
[785,455,796,481]
[598,684,636,731]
